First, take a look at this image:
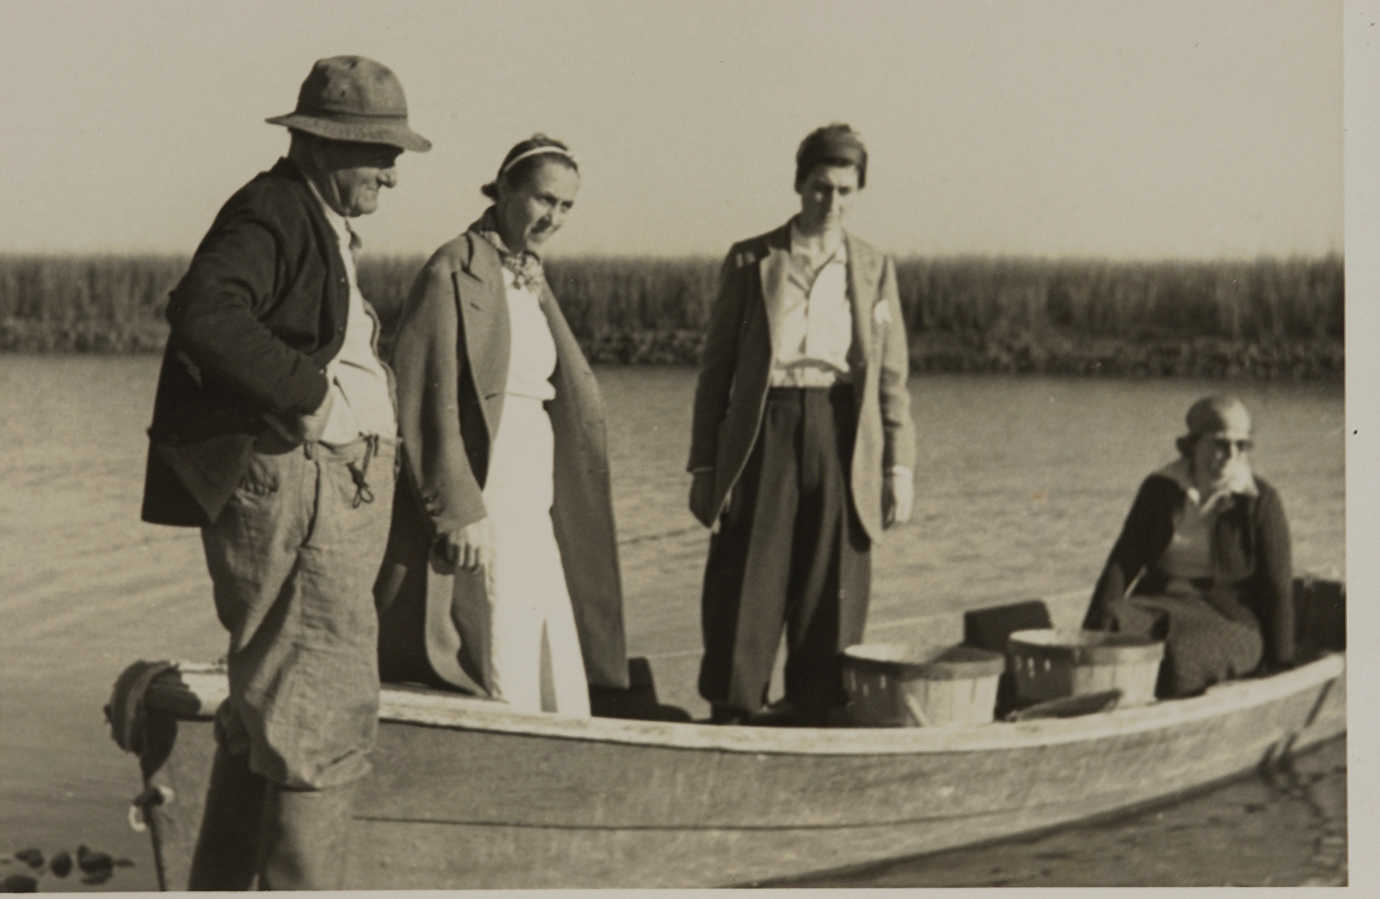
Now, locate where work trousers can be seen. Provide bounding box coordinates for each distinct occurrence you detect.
[188,746,358,890]
[697,385,871,717]
[192,435,394,889]
[201,435,395,788]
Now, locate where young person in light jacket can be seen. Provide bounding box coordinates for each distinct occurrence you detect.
[687,124,917,725]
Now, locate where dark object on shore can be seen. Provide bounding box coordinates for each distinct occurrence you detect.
[76,845,113,876]
[76,845,115,883]
[48,851,71,878]
[10,852,40,871]
[0,874,37,892]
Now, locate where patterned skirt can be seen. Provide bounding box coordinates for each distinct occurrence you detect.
[1115,592,1264,697]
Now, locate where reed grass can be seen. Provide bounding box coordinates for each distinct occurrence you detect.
[0,252,1343,378]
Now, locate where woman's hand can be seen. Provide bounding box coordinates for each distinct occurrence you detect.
[1095,598,1136,632]
[689,471,718,528]
[432,517,494,575]
[882,467,914,528]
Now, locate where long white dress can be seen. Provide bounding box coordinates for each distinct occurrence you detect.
[476,269,591,715]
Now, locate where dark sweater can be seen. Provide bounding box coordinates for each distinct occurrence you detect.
[1083,471,1295,665]
[141,158,350,526]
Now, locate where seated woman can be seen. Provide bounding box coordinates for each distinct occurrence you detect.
[374,134,628,714]
[1082,395,1294,697]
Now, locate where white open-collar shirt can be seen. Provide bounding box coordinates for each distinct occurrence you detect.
[306,180,396,445]
[768,220,854,388]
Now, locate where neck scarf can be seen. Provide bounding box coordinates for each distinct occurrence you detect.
[1157,456,1257,514]
[471,207,544,291]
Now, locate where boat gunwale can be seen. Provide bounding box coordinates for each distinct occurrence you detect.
[154,652,1344,756]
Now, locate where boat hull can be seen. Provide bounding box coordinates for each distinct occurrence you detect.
[134,654,1344,889]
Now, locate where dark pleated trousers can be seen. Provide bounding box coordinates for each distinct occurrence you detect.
[697,385,871,716]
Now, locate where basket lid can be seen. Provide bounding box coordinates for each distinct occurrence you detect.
[1006,628,1164,663]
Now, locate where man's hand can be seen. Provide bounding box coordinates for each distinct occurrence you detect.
[688,470,718,528]
[432,517,494,575]
[263,386,335,444]
[882,466,914,528]
[296,387,335,442]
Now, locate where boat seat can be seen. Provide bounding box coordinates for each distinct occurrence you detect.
[1291,575,1346,663]
[962,599,1053,715]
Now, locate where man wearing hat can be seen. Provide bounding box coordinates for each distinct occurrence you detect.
[686,123,917,725]
[140,56,429,889]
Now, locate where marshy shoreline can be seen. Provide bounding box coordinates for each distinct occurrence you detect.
[0,253,1343,379]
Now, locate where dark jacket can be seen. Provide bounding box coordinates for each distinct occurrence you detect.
[141,158,349,526]
[1083,470,1295,665]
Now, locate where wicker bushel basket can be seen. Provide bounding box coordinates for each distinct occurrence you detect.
[841,644,1005,727]
[1006,629,1163,707]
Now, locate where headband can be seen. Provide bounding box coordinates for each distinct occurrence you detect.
[498,145,579,177]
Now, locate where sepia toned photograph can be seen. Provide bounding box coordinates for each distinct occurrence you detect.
[0,0,1364,890]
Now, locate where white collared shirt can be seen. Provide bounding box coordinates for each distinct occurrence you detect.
[768,221,854,388]
[305,180,396,445]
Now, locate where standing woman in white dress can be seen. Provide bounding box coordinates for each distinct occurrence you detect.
[375,135,628,714]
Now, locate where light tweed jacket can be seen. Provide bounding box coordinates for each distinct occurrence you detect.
[687,221,916,543]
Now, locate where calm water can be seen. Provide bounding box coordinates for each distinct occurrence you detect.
[0,356,1346,889]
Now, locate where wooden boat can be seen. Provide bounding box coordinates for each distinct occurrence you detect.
[111,578,1345,889]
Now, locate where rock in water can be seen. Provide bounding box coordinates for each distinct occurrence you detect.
[0,874,38,892]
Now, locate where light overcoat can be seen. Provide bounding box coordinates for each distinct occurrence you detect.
[686,222,916,542]
[375,231,628,692]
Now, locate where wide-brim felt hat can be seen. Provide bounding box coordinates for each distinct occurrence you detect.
[267,55,431,152]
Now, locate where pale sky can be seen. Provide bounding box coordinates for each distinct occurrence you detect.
[1,0,1342,259]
